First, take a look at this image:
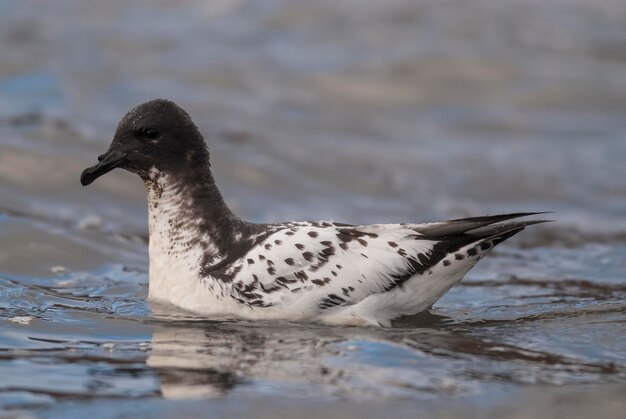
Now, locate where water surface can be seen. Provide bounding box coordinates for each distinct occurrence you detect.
[1,0,625,417]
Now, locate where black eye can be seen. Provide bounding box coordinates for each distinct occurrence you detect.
[145,129,159,139]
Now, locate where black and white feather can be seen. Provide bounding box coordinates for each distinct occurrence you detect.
[81,99,549,327]
[194,214,546,326]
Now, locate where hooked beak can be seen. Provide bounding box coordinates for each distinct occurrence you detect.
[80,149,128,186]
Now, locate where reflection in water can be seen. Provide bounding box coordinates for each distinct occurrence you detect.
[0,270,623,408]
[148,323,346,399]
[146,314,621,400]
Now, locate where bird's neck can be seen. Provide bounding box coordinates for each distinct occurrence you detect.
[143,161,248,261]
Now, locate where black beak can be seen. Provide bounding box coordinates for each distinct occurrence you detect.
[80,150,128,186]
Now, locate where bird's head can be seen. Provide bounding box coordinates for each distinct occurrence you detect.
[80,99,209,186]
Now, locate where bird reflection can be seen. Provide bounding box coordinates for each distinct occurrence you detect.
[146,305,617,400]
[147,320,350,399]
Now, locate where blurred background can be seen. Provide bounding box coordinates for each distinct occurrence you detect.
[0,0,625,417]
[2,0,626,235]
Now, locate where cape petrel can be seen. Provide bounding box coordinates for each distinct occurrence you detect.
[80,99,548,326]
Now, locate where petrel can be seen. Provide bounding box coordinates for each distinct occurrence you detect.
[80,99,547,326]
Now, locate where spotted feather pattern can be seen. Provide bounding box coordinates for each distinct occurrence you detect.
[84,100,547,327]
[148,178,544,326]
[225,222,434,309]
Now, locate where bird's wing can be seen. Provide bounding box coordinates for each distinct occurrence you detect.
[226,221,441,309]
[225,213,548,311]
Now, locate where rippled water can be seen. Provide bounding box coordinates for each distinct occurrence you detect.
[1,0,626,417]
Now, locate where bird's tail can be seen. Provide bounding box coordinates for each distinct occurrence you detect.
[416,212,551,260]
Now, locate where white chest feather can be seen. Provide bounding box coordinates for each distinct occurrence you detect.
[145,173,232,314]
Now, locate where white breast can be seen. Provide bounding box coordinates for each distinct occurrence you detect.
[145,172,236,315]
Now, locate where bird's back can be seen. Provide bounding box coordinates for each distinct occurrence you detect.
[186,213,548,326]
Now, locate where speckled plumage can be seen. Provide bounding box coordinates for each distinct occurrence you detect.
[81,99,547,327]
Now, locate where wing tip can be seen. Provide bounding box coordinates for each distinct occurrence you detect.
[476,218,553,247]
[448,211,554,223]
[418,212,553,238]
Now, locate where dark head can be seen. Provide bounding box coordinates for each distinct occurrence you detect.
[80,99,209,186]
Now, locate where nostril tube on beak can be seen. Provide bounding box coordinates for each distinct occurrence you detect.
[81,150,128,186]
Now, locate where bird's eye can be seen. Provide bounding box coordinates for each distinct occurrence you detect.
[145,129,159,139]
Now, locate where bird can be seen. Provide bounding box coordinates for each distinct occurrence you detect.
[80,99,548,327]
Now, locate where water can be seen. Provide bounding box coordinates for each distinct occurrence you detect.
[1,0,625,417]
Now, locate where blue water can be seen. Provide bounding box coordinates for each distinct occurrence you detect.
[0,0,625,417]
